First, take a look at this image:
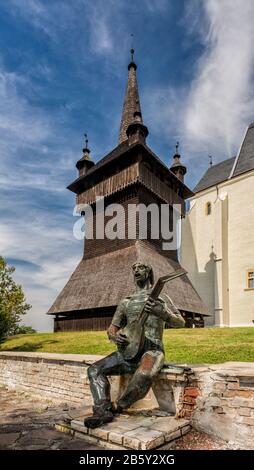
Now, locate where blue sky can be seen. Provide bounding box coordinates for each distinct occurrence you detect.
[1,0,254,331]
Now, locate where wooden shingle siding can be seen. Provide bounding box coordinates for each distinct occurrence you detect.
[77,163,140,205]
[77,162,185,214]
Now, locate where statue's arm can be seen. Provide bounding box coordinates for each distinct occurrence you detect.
[107,300,129,345]
[144,294,185,327]
[160,295,185,328]
[107,324,120,342]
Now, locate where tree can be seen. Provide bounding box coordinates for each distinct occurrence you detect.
[0,256,32,341]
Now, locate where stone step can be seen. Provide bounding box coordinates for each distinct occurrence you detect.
[61,412,191,450]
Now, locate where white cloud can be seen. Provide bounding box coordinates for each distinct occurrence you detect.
[0,56,80,331]
[7,0,75,41]
[7,0,123,58]
[145,0,170,13]
[0,207,81,331]
[144,0,254,179]
[0,70,50,144]
[184,0,254,158]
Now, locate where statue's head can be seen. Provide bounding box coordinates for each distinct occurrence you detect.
[132,262,154,287]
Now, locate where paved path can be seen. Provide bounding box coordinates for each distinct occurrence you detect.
[0,386,239,450]
[0,386,102,450]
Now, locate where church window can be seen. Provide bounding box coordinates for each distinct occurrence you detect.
[205,202,212,215]
[247,270,254,289]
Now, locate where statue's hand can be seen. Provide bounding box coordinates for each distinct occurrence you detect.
[114,333,129,346]
[107,325,129,346]
[144,298,164,316]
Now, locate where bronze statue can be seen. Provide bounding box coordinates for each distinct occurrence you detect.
[84,263,186,429]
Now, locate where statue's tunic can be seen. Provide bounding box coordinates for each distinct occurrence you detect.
[112,290,185,354]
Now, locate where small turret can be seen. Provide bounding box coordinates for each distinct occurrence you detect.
[170,142,187,182]
[76,133,94,177]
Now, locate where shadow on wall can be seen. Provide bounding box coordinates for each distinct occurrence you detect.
[181,215,217,326]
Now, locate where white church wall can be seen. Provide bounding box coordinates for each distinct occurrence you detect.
[181,171,254,327]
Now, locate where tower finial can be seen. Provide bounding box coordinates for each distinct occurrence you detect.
[209,155,213,167]
[84,133,88,150]
[130,33,134,61]
[82,132,90,158]
[176,141,180,155]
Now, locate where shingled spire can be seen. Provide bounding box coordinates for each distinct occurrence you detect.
[119,48,142,144]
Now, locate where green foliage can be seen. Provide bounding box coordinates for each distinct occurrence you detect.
[1,328,254,363]
[0,256,32,342]
[15,325,36,335]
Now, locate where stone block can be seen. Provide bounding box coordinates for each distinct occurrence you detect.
[227,382,239,390]
[123,434,141,450]
[70,420,88,434]
[240,417,254,426]
[221,405,237,416]
[225,390,254,399]
[165,429,181,443]
[125,427,165,450]
[214,406,225,414]
[0,432,20,449]
[230,397,246,407]
[89,427,109,441]
[108,432,123,445]
[140,435,165,450]
[244,400,254,409]
[206,396,221,407]
[213,382,226,392]
[181,425,191,436]
[239,407,251,417]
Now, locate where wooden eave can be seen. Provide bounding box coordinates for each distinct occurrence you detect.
[67,141,193,200]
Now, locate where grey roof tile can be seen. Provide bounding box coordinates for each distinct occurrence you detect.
[232,123,254,177]
[194,122,254,194]
[194,157,235,193]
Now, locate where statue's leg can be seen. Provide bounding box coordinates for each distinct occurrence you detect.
[84,352,134,428]
[117,350,164,411]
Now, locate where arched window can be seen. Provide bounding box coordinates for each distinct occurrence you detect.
[246,270,254,290]
[205,202,212,216]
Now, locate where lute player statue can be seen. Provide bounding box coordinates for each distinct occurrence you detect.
[84,262,185,429]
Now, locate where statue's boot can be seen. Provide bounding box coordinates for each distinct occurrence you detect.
[112,403,125,414]
[84,404,114,429]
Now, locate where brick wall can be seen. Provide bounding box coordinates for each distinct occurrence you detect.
[190,364,254,448]
[1,352,254,448]
[0,353,94,406]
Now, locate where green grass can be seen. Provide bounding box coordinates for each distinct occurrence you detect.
[1,328,254,363]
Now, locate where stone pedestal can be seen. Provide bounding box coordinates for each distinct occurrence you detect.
[58,407,190,450]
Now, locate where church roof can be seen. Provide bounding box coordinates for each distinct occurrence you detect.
[194,122,254,193]
[194,157,235,193]
[232,122,254,177]
[48,241,209,316]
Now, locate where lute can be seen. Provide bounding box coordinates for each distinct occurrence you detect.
[117,268,187,360]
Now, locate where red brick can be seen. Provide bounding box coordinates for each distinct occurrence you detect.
[184,387,200,398]
[182,396,196,405]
